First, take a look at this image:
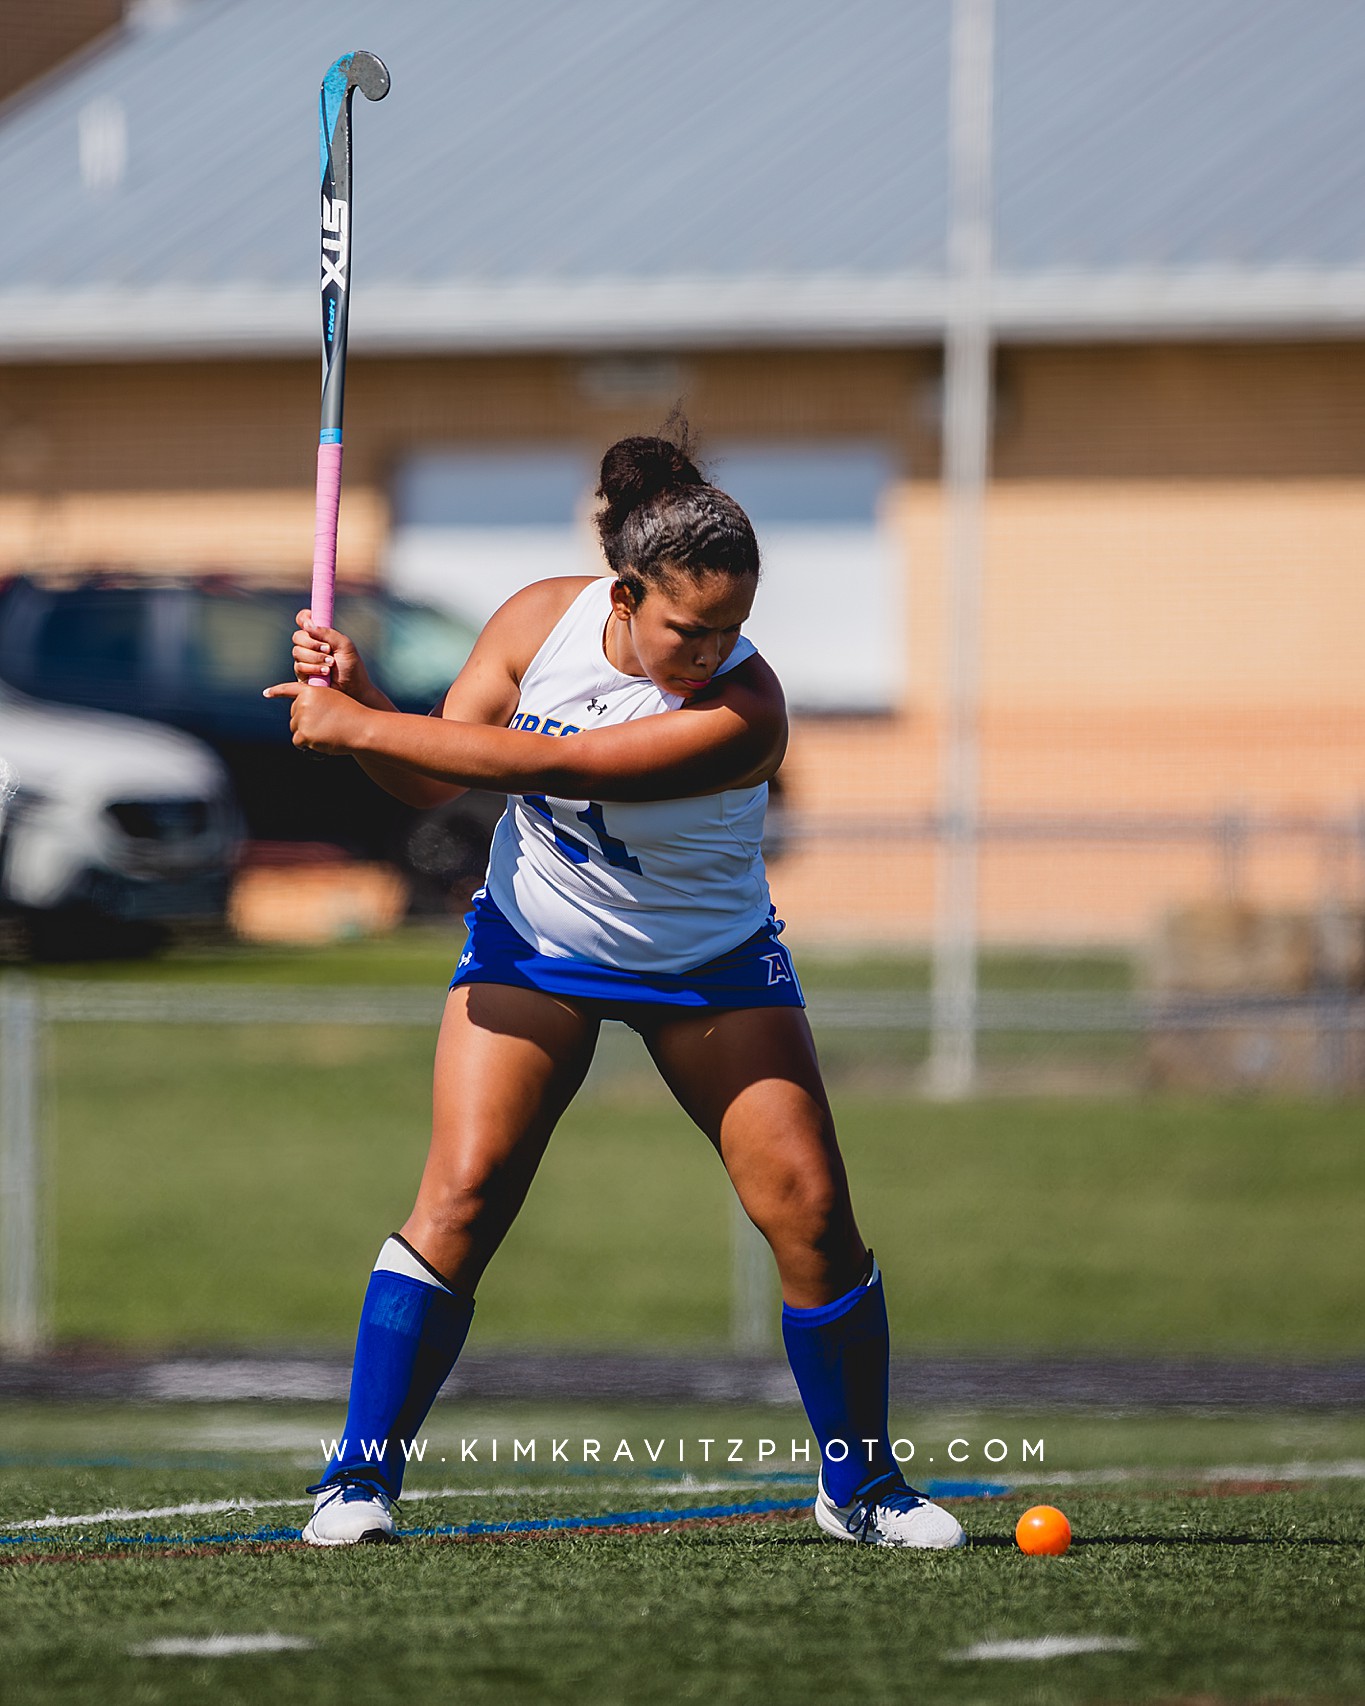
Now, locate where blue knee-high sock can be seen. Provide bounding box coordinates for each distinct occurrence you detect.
[314,1235,474,1500]
[781,1254,901,1507]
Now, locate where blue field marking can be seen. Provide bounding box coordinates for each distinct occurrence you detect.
[111,1526,306,1547]
[81,1498,808,1549]
[412,1495,809,1540]
[404,1481,1011,1536]
[924,1480,1012,1499]
[1,1480,1011,1552]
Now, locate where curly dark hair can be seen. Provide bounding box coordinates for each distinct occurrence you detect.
[594,424,760,605]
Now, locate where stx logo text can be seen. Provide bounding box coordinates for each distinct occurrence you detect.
[321,196,349,291]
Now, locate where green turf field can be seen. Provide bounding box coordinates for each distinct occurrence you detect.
[11,936,1365,1701]
[45,1014,1365,1353]
[0,1404,1361,1705]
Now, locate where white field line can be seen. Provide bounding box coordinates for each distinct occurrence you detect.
[950,1636,1139,1662]
[129,1634,314,1658]
[0,1477,804,1534]
[10,1458,1361,1536]
[11,1499,284,1532]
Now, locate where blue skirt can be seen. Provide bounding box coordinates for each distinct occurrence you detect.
[449,887,805,1020]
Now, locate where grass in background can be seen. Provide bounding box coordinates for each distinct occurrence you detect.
[20,922,1134,994]
[46,1017,1365,1354]
[20,922,466,987]
[9,924,1169,1095]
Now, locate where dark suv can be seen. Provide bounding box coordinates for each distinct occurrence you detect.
[0,576,503,900]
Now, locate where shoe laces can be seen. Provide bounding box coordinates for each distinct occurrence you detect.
[341,1484,387,1505]
[850,1480,926,1541]
[306,1475,392,1507]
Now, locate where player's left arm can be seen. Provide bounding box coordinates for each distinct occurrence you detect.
[263,655,787,801]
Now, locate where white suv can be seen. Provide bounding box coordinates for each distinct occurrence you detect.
[0,682,240,955]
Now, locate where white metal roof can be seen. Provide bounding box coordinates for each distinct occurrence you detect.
[1,0,1362,356]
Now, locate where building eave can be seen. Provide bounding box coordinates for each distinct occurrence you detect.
[0,267,1362,361]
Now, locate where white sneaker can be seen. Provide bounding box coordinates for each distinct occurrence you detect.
[814,1472,966,1550]
[302,1481,399,1547]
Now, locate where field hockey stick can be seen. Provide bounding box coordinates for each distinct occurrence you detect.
[310,49,389,682]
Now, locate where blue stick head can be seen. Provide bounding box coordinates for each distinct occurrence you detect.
[320,51,390,137]
[319,51,390,185]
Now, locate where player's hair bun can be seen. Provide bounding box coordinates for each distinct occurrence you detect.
[595,434,705,535]
[594,420,760,594]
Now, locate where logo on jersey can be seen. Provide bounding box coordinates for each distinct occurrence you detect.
[586,697,608,715]
[762,951,794,986]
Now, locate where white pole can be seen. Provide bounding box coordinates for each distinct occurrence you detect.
[1,975,44,1354]
[929,0,995,1099]
[730,1194,775,1352]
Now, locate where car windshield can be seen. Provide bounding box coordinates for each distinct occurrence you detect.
[186,590,476,705]
[376,601,478,703]
[194,594,298,694]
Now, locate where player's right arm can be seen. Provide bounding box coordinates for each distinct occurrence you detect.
[287,578,590,808]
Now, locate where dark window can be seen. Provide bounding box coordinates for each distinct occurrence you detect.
[33,592,144,703]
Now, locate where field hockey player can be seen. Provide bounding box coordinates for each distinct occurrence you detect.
[265,430,966,1552]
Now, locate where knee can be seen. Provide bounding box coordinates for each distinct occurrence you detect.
[750,1168,844,1246]
[415,1188,484,1244]
[415,1164,514,1243]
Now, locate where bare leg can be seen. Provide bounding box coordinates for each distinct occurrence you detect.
[635,1005,866,1308]
[632,1003,970,1543]
[303,981,600,1532]
[400,982,601,1289]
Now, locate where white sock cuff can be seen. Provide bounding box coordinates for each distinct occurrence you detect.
[373,1235,452,1293]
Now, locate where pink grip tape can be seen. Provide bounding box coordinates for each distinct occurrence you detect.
[309,440,343,687]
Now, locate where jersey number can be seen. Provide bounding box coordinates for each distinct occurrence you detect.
[522,796,642,874]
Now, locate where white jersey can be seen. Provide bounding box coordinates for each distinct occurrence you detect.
[484,577,772,973]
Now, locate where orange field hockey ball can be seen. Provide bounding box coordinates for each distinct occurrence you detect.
[1015,1504,1072,1555]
